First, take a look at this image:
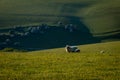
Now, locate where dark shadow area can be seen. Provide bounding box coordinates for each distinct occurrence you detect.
[0,0,101,51]
[0,16,101,51]
[1,1,120,52]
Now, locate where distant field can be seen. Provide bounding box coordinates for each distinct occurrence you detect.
[0,0,120,37]
[0,41,120,80]
[0,0,120,50]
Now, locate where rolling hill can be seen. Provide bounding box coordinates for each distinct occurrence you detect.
[0,0,120,50]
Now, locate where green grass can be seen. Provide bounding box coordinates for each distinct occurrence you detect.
[82,0,120,35]
[0,0,120,49]
[0,41,120,80]
[0,0,120,37]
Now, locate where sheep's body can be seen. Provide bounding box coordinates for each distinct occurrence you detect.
[65,45,80,53]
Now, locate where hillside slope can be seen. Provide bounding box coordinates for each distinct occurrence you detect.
[30,41,120,54]
[0,0,120,35]
[0,41,120,80]
[0,0,120,50]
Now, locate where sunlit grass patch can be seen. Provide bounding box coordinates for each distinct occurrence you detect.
[0,41,120,80]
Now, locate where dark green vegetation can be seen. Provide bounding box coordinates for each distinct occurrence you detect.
[0,0,120,34]
[0,47,26,52]
[0,41,120,80]
[0,0,120,50]
[0,25,100,51]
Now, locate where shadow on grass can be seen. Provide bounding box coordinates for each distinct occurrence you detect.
[0,15,101,51]
[15,16,101,51]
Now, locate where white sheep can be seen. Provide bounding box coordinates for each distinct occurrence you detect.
[65,45,80,53]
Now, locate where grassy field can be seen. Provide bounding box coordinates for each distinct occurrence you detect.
[0,41,120,80]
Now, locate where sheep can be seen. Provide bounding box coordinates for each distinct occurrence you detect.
[100,50,105,53]
[65,45,71,53]
[58,21,64,27]
[24,32,30,36]
[64,24,76,32]
[65,45,80,53]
